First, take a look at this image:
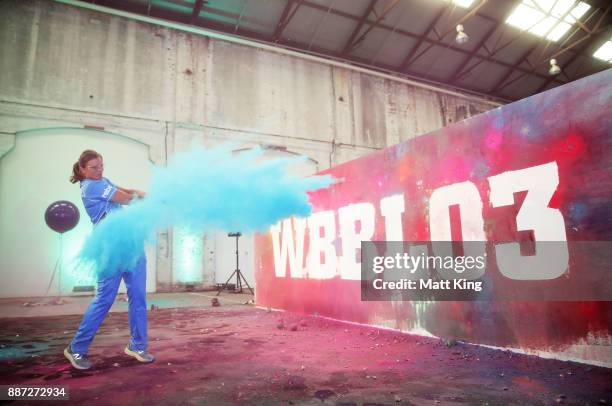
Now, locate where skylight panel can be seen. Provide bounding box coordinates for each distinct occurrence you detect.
[505,0,591,42]
[452,0,475,7]
[442,0,475,9]
[593,40,612,63]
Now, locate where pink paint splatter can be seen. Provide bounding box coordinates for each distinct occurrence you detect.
[552,133,586,163]
[441,155,470,180]
[484,132,503,150]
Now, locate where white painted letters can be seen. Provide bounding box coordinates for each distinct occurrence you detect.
[488,162,568,280]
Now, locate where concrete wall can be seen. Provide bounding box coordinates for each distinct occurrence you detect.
[0,0,498,295]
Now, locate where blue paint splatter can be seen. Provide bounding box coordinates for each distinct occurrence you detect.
[568,202,588,224]
[471,161,490,179]
[0,342,50,360]
[394,142,411,159]
[492,116,505,131]
[78,146,334,279]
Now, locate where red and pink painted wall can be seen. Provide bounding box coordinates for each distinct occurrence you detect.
[254,69,612,367]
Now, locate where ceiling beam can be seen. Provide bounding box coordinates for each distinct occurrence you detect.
[369,1,410,64]
[447,22,500,84]
[344,0,400,56]
[397,6,446,71]
[398,0,489,71]
[496,31,606,93]
[278,36,514,103]
[272,0,300,43]
[194,0,568,85]
[489,43,539,93]
[532,35,597,93]
[189,0,204,25]
[306,2,334,50]
[489,0,578,94]
[451,18,549,83]
[340,0,378,56]
[303,0,499,55]
[163,0,606,65]
[496,1,611,93]
[233,1,248,33]
[436,0,609,83]
[299,0,595,79]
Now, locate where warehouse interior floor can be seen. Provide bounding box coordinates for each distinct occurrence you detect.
[0,292,611,405]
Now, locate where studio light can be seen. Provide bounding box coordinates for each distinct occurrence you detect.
[549,58,561,75]
[456,24,469,44]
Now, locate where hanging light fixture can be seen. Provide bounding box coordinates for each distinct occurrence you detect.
[455,24,469,44]
[549,58,561,75]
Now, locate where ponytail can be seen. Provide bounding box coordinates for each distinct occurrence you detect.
[69,162,84,183]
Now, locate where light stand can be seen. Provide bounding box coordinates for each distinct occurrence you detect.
[45,233,66,305]
[217,232,254,295]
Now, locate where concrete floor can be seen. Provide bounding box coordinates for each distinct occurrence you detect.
[0,293,611,405]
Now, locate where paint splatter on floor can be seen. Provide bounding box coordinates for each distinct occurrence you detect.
[1,304,611,405]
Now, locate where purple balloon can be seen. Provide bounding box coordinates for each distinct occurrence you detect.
[44,200,80,233]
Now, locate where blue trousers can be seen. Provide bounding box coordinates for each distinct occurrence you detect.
[70,256,148,354]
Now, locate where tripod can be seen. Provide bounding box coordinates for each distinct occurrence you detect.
[45,233,66,305]
[217,232,254,295]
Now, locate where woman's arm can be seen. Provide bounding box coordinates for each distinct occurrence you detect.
[111,188,138,204]
[116,186,146,200]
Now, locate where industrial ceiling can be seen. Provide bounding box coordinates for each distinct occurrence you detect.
[77,0,611,103]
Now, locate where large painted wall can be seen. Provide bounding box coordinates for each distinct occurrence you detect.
[255,69,612,366]
[0,0,498,296]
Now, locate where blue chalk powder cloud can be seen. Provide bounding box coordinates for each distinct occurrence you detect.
[78,146,333,279]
